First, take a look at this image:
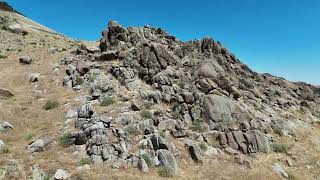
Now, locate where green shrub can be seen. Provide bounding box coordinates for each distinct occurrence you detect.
[25,133,33,141]
[141,154,153,167]
[43,100,60,110]
[273,143,288,154]
[59,132,75,147]
[125,125,140,136]
[190,120,207,133]
[79,157,91,165]
[158,166,174,177]
[140,109,152,119]
[100,96,114,107]
[0,54,8,59]
[42,175,50,180]
[74,77,84,86]
[199,142,208,151]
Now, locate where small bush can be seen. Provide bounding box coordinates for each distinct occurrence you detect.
[25,133,33,141]
[100,96,114,107]
[288,173,297,180]
[158,166,174,178]
[42,175,50,180]
[141,154,153,167]
[125,125,140,136]
[273,143,288,154]
[190,120,207,133]
[79,157,91,165]
[43,100,60,110]
[0,54,8,59]
[59,132,75,147]
[74,77,84,86]
[199,142,208,151]
[140,109,152,119]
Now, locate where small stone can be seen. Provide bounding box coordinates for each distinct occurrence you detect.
[76,164,91,171]
[286,159,293,167]
[138,158,149,173]
[65,109,78,119]
[224,147,239,155]
[0,121,14,131]
[19,56,32,64]
[0,140,6,152]
[54,169,69,180]
[272,163,288,178]
[0,88,14,98]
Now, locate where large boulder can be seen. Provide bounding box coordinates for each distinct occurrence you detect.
[202,95,248,131]
[0,88,14,98]
[157,149,179,174]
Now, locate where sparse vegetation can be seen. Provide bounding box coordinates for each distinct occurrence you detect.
[273,127,284,136]
[273,143,288,154]
[100,96,114,106]
[25,133,33,141]
[125,125,140,136]
[0,54,8,59]
[43,100,60,110]
[190,120,207,133]
[141,154,153,167]
[199,142,208,151]
[59,132,75,147]
[42,175,50,180]
[288,173,297,180]
[140,109,152,119]
[158,166,174,177]
[79,157,91,165]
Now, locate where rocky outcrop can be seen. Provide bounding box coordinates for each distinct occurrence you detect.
[61,20,320,174]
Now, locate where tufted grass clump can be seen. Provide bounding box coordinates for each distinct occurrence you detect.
[141,154,153,167]
[199,142,208,151]
[43,100,60,110]
[59,132,75,147]
[0,54,8,59]
[125,125,140,136]
[25,133,33,141]
[100,96,114,107]
[158,166,174,177]
[140,109,152,119]
[273,143,288,154]
[190,120,207,133]
[79,157,91,165]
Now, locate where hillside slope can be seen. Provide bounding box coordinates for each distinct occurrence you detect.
[0,9,320,180]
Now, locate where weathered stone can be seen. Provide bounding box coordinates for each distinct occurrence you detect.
[138,158,149,173]
[0,88,14,98]
[272,163,288,178]
[78,104,94,119]
[54,169,69,180]
[19,56,32,64]
[157,149,179,174]
[0,121,14,131]
[26,138,53,153]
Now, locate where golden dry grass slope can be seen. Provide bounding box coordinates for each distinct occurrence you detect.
[0,10,320,180]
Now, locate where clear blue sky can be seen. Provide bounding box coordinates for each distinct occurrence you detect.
[5,0,320,85]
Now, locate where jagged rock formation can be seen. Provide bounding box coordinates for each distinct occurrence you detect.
[0,1,21,14]
[62,20,320,172]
